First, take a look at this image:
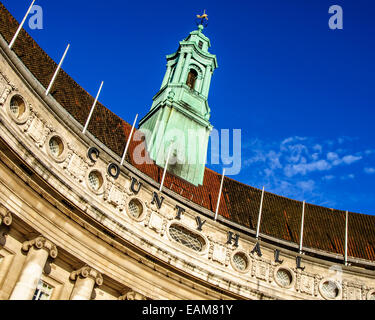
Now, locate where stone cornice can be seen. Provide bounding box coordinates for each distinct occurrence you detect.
[22,236,58,258]
[0,204,12,226]
[70,265,103,286]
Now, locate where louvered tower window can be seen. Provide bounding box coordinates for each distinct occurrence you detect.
[186,69,198,90]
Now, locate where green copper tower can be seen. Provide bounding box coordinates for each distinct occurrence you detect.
[139,22,218,186]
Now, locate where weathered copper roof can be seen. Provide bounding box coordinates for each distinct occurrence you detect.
[1,2,374,262]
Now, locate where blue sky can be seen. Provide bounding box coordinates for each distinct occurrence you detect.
[3,0,375,215]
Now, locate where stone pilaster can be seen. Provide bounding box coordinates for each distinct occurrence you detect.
[69,265,103,300]
[10,236,58,300]
[202,65,212,97]
[172,53,185,83]
[161,64,172,89]
[179,52,192,83]
[118,290,147,300]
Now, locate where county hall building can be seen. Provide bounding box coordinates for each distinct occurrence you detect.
[0,2,374,300]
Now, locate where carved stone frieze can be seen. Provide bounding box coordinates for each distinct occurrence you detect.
[22,236,58,258]
[23,110,54,147]
[70,265,103,286]
[119,290,147,300]
[62,146,89,183]
[103,180,126,211]
[294,268,321,297]
[207,237,231,267]
[255,261,269,281]
[342,281,365,300]
[249,253,273,282]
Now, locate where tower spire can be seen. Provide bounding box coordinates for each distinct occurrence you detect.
[139,21,218,186]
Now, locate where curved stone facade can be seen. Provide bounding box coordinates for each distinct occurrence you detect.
[0,3,374,300]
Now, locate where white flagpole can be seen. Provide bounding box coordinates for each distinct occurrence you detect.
[82,81,104,134]
[9,0,36,49]
[214,168,226,221]
[120,114,138,166]
[159,146,172,193]
[256,187,265,239]
[345,210,349,266]
[45,44,70,96]
[299,201,306,254]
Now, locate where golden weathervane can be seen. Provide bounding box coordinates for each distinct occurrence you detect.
[196,9,209,28]
[196,9,208,21]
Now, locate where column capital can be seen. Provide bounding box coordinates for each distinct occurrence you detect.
[0,205,12,226]
[22,236,58,258]
[70,265,103,286]
[119,290,147,300]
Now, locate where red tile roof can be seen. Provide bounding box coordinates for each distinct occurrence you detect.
[1,2,374,262]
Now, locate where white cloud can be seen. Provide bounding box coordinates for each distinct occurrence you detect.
[297,180,315,192]
[365,149,375,155]
[332,155,362,166]
[284,160,332,177]
[312,144,323,153]
[342,155,362,165]
[340,174,355,180]
[364,167,375,174]
[327,152,339,161]
[242,135,371,206]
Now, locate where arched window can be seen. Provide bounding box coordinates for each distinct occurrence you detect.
[186,69,198,90]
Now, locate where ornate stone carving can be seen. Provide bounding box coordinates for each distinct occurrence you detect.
[295,269,320,297]
[0,205,12,226]
[24,111,54,147]
[255,261,269,281]
[119,290,147,300]
[104,180,126,211]
[207,237,231,267]
[249,253,272,282]
[300,274,314,295]
[63,147,89,183]
[0,71,16,105]
[343,281,364,300]
[70,265,103,286]
[148,212,164,234]
[22,236,58,258]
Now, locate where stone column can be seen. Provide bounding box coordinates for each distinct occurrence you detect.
[179,52,192,84]
[118,290,147,300]
[202,65,212,97]
[69,265,103,300]
[10,236,58,300]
